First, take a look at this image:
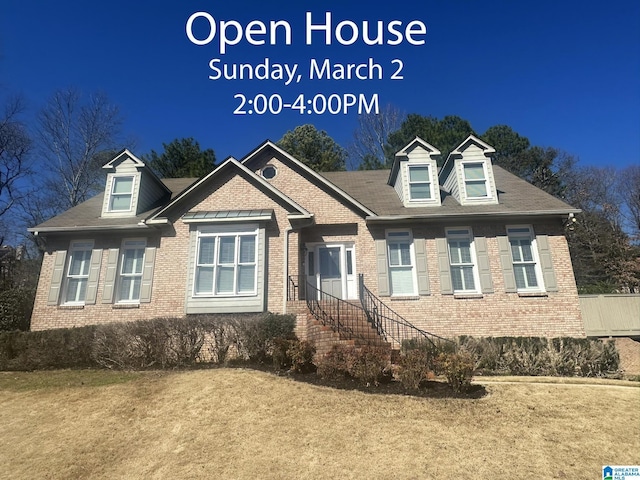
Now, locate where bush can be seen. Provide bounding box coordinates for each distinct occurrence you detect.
[316,345,352,381]
[397,349,432,391]
[0,288,35,331]
[288,339,316,373]
[0,326,97,371]
[437,351,475,393]
[457,336,620,378]
[234,313,296,363]
[349,345,391,386]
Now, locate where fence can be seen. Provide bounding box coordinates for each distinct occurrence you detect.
[579,294,640,337]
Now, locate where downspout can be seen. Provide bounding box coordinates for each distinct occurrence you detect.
[283,225,292,314]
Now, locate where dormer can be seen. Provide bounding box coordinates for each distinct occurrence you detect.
[439,135,499,206]
[388,137,441,208]
[101,149,171,218]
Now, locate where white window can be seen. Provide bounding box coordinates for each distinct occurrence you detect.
[408,164,432,201]
[109,176,134,211]
[463,162,489,198]
[194,229,257,296]
[507,226,543,291]
[118,240,146,302]
[446,228,479,293]
[63,241,93,304]
[386,230,416,296]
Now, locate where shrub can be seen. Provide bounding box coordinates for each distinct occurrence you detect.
[0,288,35,331]
[348,345,391,386]
[316,345,352,381]
[397,349,432,390]
[0,326,97,371]
[288,339,316,373]
[234,313,296,363]
[437,351,475,393]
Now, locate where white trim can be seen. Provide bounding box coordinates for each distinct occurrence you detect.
[445,227,481,294]
[61,240,94,306]
[116,238,147,304]
[407,163,434,202]
[506,225,545,292]
[385,229,418,297]
[192,225,259,298]
[461,161,491,201]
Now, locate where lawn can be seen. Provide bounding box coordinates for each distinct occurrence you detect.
[0,369,638,479]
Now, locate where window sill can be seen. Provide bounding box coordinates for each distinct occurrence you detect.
[453,293,483,299]
[58,304,85,310]
[390,295,421,301]
[517,291,548,298]
[113,303,140,309]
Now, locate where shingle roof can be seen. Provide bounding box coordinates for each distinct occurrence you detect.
[30,178,197,232]
[320,165,578,218]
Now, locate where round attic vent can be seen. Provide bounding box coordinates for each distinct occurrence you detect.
[261,165,277,179]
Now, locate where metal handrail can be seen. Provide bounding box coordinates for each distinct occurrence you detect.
[358,274,454,350]
[288,275,384,345]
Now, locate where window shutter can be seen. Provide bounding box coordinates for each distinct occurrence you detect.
[474,236,494,293]
[376,239,390,296]
[84,249,103,305]
[47,250,67,305]
[536,234,558,292]
[139,247,156,303]
[102,248,119,303]
[435,238,453,294]
[497,236,517,293]
[414,238,430,295]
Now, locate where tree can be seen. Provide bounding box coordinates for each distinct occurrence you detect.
[384,114,475,167]
[144,138,216,178]
[618,164,640,240]
[0,96,31,243]
[480,125,530,173]
[349,104,405,170]
[564,165,640,293]
[37,88,123,211]
[277,124,346,172]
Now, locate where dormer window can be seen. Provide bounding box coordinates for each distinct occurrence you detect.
[463,163,489,198]
[408,165,432,201]
[109,176,134,212]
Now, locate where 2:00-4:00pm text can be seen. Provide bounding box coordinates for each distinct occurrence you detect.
[234,93,379,115]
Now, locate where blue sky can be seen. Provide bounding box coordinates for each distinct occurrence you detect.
[1,0,639,168]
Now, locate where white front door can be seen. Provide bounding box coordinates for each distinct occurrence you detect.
[307,243,357,300]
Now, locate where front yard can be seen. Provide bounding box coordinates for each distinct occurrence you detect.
[0,369,638,479]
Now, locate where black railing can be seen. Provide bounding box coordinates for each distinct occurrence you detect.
[358,274,453,350]
[289,275,384,345]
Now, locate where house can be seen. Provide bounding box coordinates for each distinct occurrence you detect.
[28,135,585,342]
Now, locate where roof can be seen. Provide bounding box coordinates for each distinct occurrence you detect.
[321,165,579,220]
[29,178,197,233]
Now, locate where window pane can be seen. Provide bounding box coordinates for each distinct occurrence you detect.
[409,166,429,182]
[113,177,133,194]
[198,237,215,265]
[451,266,475,291]
[218,237,235,264]
[239,236,255,263]
[110,194,132,210]
[464,164,485,180]
[390,267,413,295]
[466,181,487,197]
[319,248,341,277]
[216,266,234,293]
[520,240,534,261]
[195,266,214,294]
[69,250,91,276]
[122,248,144,274]
[450,240,471,264]
[514,265,526,289]
[511,243,523,262]
[237,265,255,292]
[119,277,141,301]
[451,267,463,291]
[389,243,411,266]
[525,265,538,287]
[409,183,431,199]
[346,251,353,275]
[462,267,475,290]
[65,278,86,302]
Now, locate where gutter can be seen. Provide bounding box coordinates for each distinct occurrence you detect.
[365,208,581,223]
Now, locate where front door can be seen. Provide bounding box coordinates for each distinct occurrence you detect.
[307,244,357,300]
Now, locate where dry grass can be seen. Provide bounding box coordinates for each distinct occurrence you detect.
[0,369,638,480]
